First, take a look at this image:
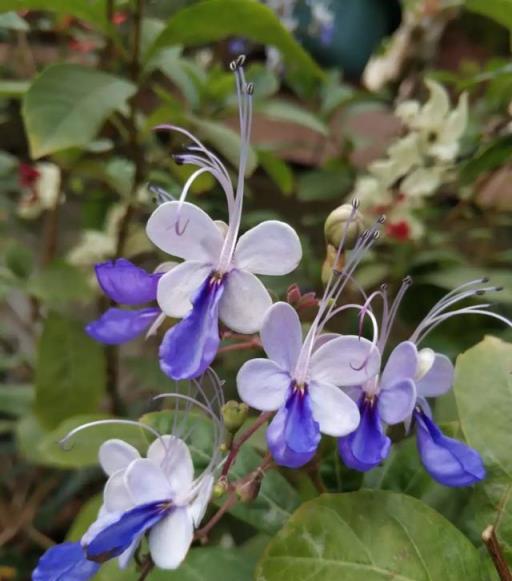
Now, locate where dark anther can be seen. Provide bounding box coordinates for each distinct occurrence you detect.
[172,155,184,165]
[495,286,504,292]
[373,231,380,240]
[476,289,486,296]
[352,198,360,209]
[378,214,386,224]
[481,277,490,283]
[236,54,246,67]
[403,275,413,285]
[229,60,237,71]
[246,82,255,95]
[380,283,388,291]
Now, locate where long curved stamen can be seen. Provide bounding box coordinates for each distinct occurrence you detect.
[378,275,413,351]
[217,57,254,273]
[149,184,175,205]
[293,212,384,385]
[59,419,163,451]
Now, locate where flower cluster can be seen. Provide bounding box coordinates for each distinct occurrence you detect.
[33,59,511,580]
[353,79,468,241]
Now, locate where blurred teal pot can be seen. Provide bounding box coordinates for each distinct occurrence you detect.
[294,0,401,78]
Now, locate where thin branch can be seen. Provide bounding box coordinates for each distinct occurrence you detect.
[482,525,512,581]
[221,412,272,478]
[137,557,154,581]
[194,491,238,542]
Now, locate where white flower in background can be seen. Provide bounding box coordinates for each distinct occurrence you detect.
[17,162,61,220]
[400,166,446,199]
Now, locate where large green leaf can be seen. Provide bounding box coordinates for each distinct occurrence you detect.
[454,336,512,563]
[0,384,34,416]
[147,0,323,83]
[27,261,94,306]
[466,0,512,30]
[22,64,136,158]
[256,491,485,581]
[34,313,106,429]
[256,100,328,136]
[0,0,108,29]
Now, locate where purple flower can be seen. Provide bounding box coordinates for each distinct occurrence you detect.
[86,258,162,345]
[32,542,99,581]
[338,341,417,471]
[237,302,381,468]
[33,376,225,578]
[146,59,301,380]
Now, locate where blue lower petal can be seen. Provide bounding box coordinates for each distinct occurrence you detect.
[85,307,160,345]
[95,259,161,305]
[415,410,485,487]
[33,542,100,581]
[85,501,170,563]
[267,388,320,469]
[338,396,391,472]
[159,274,224,380]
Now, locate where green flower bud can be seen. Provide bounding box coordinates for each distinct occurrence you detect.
[324,203,364,249]
[213,478,229,498]
[221,401,249,433]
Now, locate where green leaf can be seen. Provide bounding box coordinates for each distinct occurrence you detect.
[0,384,34,416]
[454,336,512,563]
[0,0,108,29]
[189,116,257,175]
[256,490,485,581]
[146,0,323,84]
[27,261,94,306]
[37,414,146,468]
[419,266,512,305]
[67,494,103,541]
[5,242,33,279]
[151,546,259,581]
[466,0,512,30]
[22,64,136,158]
[258,150,294,195]
[34,313,106,429]
[256,100,328,136]
[223,446,300,535]
[297,167,354,201]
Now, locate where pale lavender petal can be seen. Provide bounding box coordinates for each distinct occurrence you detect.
[309,380,360,437]
[233,220,302,275]
[156,261,213,318]
[149,507,194,570]
[146,201,224,263]
[159,275,223,380]
[147,436,194,502]
[237,358,291,411]
[124,459,172,504]
[260,302,302,372]
[378,378,416,425]
[86,308,160,345]
[98,439,140,476]
[338,397,391,471]
[310,336,381,387]
[415,410,485,487]
[380,341,418,389]
[218,269,272,334]
[416,354,454,397]
[103,469,133,513]
[189,475,214,527]
[95,259,161,305]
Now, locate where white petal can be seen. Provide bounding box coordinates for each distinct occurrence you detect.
[156,261,212,318]
[146,201,224,263]
[189,475,213,527]
[118,539,140,569]
[149,507,194,570]
[309,380,360,437]
[261,302,302,372]
[237,358,290,411]
[98,439,140,476]
[380,341,418,389]
[310,336,381,387]
[103,469,134,513]
[416,354,454,397]
[219,269,272,334]
[147,436,194,502]
[233,220,302,275]
[124,459,172,505]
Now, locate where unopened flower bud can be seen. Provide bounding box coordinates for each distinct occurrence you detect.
[236,475,262,503]
[221,401,249,433]
[213,478,229,498]
[324,203,364,249]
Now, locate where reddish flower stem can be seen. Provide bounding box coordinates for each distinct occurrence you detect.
[482,525,512,581]
[221,412,272,479]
